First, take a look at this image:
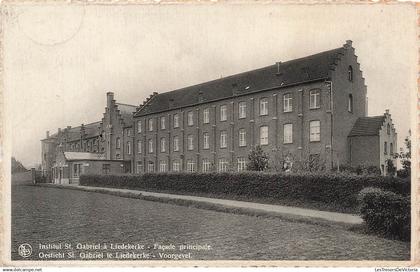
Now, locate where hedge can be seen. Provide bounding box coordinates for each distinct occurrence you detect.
[80,172,410,211]
[358,187,410,241]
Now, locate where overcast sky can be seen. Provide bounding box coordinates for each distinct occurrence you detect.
[3,3,417,168]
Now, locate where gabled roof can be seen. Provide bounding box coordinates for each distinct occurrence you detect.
[116,103,136,127]
[64,152,106,161]
[348,116,386,137]
[135,46,347,116]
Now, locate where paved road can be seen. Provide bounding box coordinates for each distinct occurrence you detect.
[12,185,410,261]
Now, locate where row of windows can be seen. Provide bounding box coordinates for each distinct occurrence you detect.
[115,138,132,155]
[136,157,248,173]
[137,90,323,133]
[137,121,321,153]
[67,140,99,153]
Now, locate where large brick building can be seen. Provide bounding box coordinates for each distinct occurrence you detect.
[41,92,137,183]
[41,40,398,180]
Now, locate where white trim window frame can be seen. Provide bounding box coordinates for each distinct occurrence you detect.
[260,98,268,116]
[220,131,227,148]
[239,128,246,147]
[203,108,210,124]
[283,93,293,112]
[220,105,228,121]
[238,102,247,119]
[283,123,293,144]
[309,90,320,109]
[309,120,321,142]
[260,126,268,145]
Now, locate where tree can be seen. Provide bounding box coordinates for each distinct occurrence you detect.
[247,145,269,171]
[395,130,411,178]
[11,157,27,174]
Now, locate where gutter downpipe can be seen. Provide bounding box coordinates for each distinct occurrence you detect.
[325,80,335,171]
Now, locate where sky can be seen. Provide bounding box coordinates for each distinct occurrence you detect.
[3,3,417,168]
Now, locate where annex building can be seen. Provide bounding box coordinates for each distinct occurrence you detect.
[41,40,398,183]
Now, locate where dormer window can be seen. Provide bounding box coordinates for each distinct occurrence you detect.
[348,66,353,81]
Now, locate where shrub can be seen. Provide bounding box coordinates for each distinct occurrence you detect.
[80,172,410,212]
[247,146,269,171]
[358,187,410,241]
[332,164,381,176]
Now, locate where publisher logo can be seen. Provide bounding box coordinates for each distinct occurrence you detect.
[18,243,32,258]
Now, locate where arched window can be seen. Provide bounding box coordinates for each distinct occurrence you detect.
[348,66,353,81]
[116,137,121,149]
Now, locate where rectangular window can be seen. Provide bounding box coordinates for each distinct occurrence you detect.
[137,140,142,154]
[136,161,143,174]
[203,108,210,124]
[239,129,246,147]
[384,141,388,154]
[173,114,179,128]
[148,139,153,153]
[160,116,166,130]
[137,120,142,133]
[283,93,293,112]
[260,126,268,145]
[220,105,227,121]
[239,102,247,119]
[283,124,293,144]
[187,135,194,150]
[127,141,131,155]
[260,98,268,115]
[309,90,320,109]
[159,161,167,172]
[148,118,153,131]
[187,160,196,172]
[116,137,121,149]
[390,143,393,155]
[160,138,166,152]
[172,160,180,172]
[218,158,228,172]
[187,111,194,126]
[220,131,227,148]
[102,164,110,174]
[237,157,246,172]
[203,132,210,149]
[173,136,179,151]
[202,159,211,172]
[147,162,154,172]
[309,121,321,142]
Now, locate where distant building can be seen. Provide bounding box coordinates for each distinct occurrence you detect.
[41,40,398,178]
[348,110,397,174]
[41,92,136,184]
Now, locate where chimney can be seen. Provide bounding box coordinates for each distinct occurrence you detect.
[81,123,86,137]
[385,109,389,115]
[58,128,61,134]
[169,98,175,108]
[276,62,282,75]
[344,40,353,49]
[232,83,239,95]
[107,92,114,107]
[46,131,50,139]
[198,91,204,102]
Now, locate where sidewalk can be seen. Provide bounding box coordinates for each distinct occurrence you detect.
[41,183,363,226]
